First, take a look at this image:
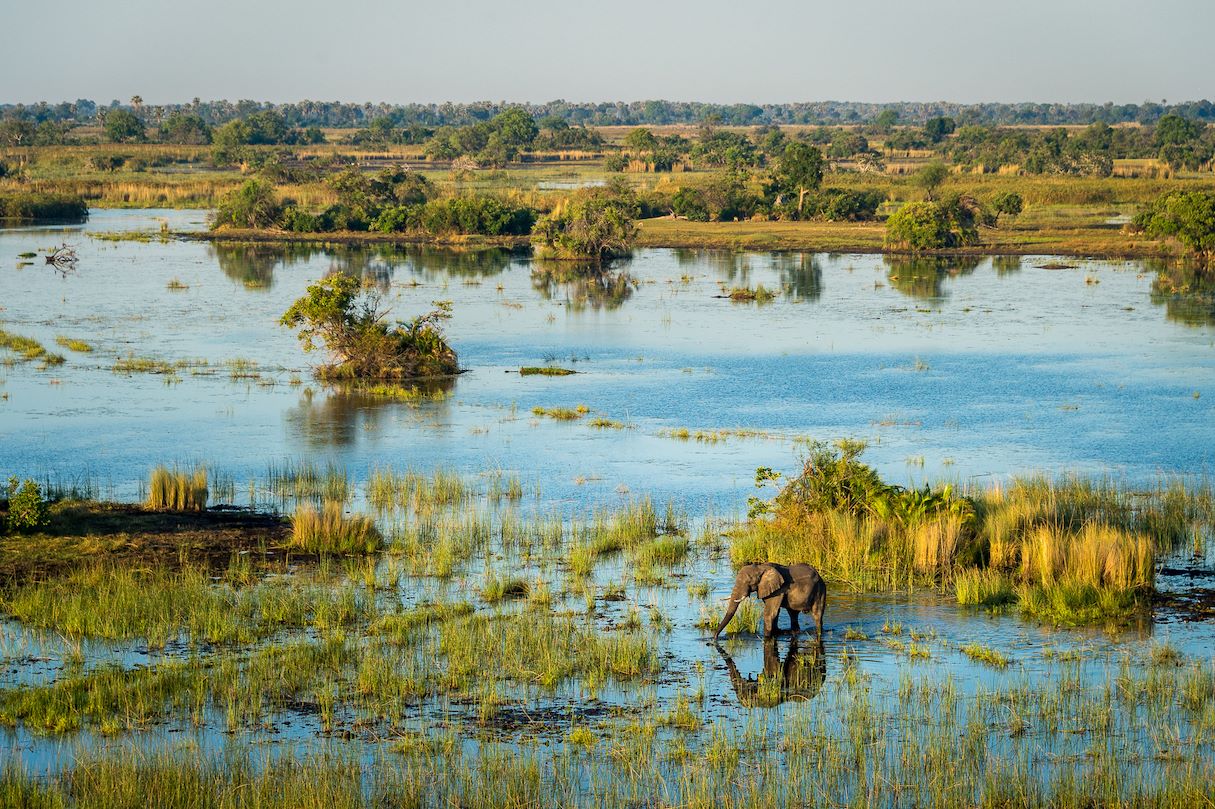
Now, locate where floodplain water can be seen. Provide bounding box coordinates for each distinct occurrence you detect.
[2,210,1214,802]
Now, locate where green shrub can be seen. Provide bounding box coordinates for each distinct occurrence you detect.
[885,194,986,250]
[281,274,458,380]
[1134,190,1215,258]
[5,477,49,533]
[532,185,639,259]
[0,192,88,222]
[211,179,284,229]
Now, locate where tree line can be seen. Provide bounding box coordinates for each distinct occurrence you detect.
[4,98,1215,129]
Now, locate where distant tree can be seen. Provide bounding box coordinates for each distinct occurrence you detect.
[103,109,145,143]
[991,191,1023,224]
[490,107,538,149]
[0,119,36,147]
[623,127,658,152]
[211,179,284,229]
[925,116,956,143]
[874,109,899,132]
[159,113,211,145]
[1134,191,1215,259]
[771,142,825,216]
[913,162,950,201]
[129,95,143,113]
[1154,114,1204,147]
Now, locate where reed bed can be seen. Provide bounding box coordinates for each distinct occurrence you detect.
[289,501,382,555]
[146,466,208,511]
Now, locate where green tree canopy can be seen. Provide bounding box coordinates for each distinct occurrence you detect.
[103,109,145,143]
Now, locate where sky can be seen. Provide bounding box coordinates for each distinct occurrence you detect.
[2,0,1212,105]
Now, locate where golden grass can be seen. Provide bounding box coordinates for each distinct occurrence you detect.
[289,501,382,555]
[146,466,208,511]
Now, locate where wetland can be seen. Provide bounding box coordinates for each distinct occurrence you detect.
[2,208,1215,807]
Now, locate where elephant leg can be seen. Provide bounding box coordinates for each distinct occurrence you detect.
[787,608,801,634]
[762,597,782,637]
[811,587,826,638]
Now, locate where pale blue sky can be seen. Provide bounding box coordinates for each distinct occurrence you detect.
[2,0,1210,104]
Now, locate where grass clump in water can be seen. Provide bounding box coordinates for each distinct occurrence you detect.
[289,501,382,554]
[532,404,589,420]
[146,466,208,511]
[54,336,93,353]
[520,366,576,376]
[0,329,64,366]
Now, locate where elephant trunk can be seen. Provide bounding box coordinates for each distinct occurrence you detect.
[713,595,742,638]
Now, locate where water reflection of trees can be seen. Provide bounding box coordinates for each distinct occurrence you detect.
[210,243,516,291]
[210,243,315,290]
[883,255,982,300]
[284,381,454,448]
[1147,260,1215,327]
[530,261,637,311]
[992,255,1022,276]
[772,253,823,302]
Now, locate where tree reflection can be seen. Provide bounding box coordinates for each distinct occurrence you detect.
[772,253,822,302]
[284,380,454,448]
[1147,259,1215,327]
[883,255,982,300]
[210,243,316,290]
[992,255,1023,276]
[531,260,637,311]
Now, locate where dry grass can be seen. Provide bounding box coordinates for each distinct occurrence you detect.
[146,466,208,512]
[289,501,382,555]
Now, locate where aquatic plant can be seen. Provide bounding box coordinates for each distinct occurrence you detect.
[146,466,208,511]
[289,501,382,554]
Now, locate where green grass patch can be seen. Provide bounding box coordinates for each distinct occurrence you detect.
[520,366,577,376]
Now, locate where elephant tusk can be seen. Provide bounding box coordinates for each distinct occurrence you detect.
[720,596,740,603]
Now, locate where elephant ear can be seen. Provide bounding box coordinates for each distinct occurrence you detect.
[758,566,786,600]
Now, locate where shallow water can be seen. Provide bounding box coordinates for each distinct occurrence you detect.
[2,210,1215,794]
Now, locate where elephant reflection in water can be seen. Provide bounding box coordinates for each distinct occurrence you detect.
[716,637,827,708]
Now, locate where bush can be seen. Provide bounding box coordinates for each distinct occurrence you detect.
[5,477,49,533]
[0,192,88,222]
[1133,191,1215,258]
[885,194,986,250]
[816,188,885,221]
[212,179,285,229]
[280,274,458,380]
[991,191,1024,222]
[671,187,710,221]
[531,185,639,259]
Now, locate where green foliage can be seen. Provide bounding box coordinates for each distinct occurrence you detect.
[212,179,285,229]
[531,185,639,259]
[0,192,88,222]
[424,107,539,166]
[103,109,145,143]
[280,274,458,380]
[370,195,535,237]
[672,187,710,222]
[5,478,49,534]
[913,162,950,200]
[991,191,1024,221]
[925,116,956,143]
[768,142,824,217]
[885,194,986,250]
[1134,191,1215,258]
[159,113,212,145]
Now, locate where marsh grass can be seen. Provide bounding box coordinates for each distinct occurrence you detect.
[735,472,1211,622]
[0,564,364,647]
[367,468,468,512]
[289,501,382,554]
[532,404,589,420]
[0,329,64,367]
[146,466,208,511]
[520,366,576,376]
[54,336,93,353]
[268,460,350,502]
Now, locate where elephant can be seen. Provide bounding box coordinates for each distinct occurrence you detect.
[716,636,827,708]
[713,562,826,639]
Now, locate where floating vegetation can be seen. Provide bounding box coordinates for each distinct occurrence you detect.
[720,284,776,303]
[960,643,1012,668]
[520,366,577,376]
[112,355,182,375]
[588,417,626,429]
[166,277,190,290]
